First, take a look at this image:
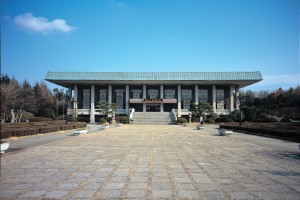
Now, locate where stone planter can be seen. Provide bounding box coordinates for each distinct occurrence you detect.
[218,129,233,136]
[1,142,9,154]
[73,129,87,136]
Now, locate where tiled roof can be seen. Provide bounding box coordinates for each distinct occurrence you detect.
[45,71,263,81]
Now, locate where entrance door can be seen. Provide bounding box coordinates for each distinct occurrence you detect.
[146,104,160,112]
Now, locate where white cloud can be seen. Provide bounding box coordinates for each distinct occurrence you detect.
[13,13,77,34]
[244,74,300,91]
[116,2,127,8]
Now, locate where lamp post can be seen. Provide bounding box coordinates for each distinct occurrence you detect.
[53,88,58,120]
[238,95,245,126]
[65,90,73,125]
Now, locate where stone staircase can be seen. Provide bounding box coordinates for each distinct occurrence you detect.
[132,112,174,125]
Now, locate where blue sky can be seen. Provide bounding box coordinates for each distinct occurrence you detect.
[1,0,300,91]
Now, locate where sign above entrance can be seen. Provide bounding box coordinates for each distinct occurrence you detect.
[143,98,163,103]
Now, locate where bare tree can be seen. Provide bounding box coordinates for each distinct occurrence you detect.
[0,77,21,122]
[15,80,37,122]
[34,81,55,113]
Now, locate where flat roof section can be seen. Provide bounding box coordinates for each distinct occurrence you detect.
[45,71,263,88]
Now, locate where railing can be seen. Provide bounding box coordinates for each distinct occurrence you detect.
[129,108,135,119]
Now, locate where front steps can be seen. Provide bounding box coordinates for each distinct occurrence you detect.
[132,112,174,125]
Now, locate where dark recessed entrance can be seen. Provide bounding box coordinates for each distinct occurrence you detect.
[147,104,160,112]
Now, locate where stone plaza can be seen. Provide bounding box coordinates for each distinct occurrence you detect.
[1,124,300,199]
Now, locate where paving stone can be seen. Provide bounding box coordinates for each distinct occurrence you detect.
[125,189,148,198]
[56,182,81,190]
[152,189,174,199]
[70,189,96,199]
[98,189,122,199]
[104,182,125,189]
[152,182,173,190]
[175,183,195,190]
[18,190,47,198]
[0,190,22,198]
[177,190,200,199]
[130,176,149,182]
[204,190,227,199]
[228,191,257,199]
[44,190,69,199]
[127,182,148,189]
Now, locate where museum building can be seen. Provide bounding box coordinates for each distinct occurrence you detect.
[45,71,263,123]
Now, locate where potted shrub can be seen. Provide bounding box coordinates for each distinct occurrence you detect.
[1,141,9,154]
[73,128,88,136]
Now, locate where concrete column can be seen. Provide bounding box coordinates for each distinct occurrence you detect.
[74,85,78,117]
[126,84,129,114]
[143,84,147,112]
[160,84,164,112]
[108,85,112,104]
[90,84,95,123]
[68,87,72,109]
[177,85,181,117]
[230,85,234,112]
[235,85,240,110]
[212,85,216,113]
[195,85,199,105]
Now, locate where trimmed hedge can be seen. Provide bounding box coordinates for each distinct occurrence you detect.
[177,117,187,124]
[1,122,86,139]
[220,122,300,142]
[118,116,130,124]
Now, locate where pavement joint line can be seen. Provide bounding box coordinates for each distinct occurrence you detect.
[91,154,127,199]
[160,138,179,200]
[147,129,154,200]
[120,141,145,198]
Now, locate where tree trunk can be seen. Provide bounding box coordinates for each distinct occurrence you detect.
[18,112,24,123]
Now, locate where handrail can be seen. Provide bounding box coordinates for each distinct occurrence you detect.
[129,108,135,119]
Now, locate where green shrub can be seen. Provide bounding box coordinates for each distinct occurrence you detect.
[264,117,278,123]
[206,118,215,123]
[215,117,226,123]
[68,117,78,122]
[192,117,200,122]
[30,117,53,122]
[215,117,234,123]
[39,108,56,119]
[177,117,187,124]
[255,113,268,122]
[241,106,256,122]
[118,116,130,124]
[116,114,128,117]
[99,118,107,124]
[21,112,34,122]
[230,110,245,122]
[280,116,291,123]
[208,113,219,121]
[77,116,89,123]
[226,118,234,123]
